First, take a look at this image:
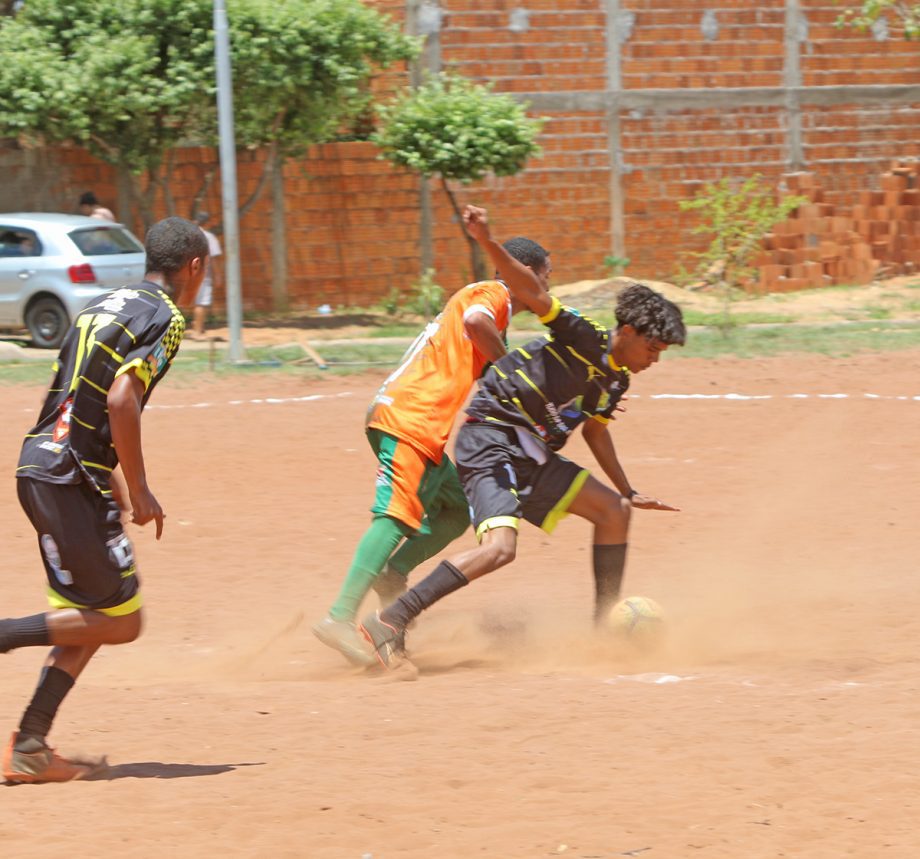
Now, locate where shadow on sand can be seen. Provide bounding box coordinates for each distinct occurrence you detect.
[88,760,265,781]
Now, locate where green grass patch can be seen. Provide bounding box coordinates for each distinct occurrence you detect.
[681,310,797,326]
[0,360,56,385]
[679,321,920,360]
[6,320,920,387]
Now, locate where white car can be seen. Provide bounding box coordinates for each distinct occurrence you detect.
[0,213,146,348]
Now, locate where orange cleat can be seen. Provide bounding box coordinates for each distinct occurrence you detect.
[3,732,107,784]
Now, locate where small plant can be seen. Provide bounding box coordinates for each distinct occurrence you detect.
[603,255,631,274]
[380,286,402,317]
[678,174,808,333]
[406,268,444,319]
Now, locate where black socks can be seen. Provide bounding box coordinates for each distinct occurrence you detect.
[381,560,469,630]
[17,666,75,749]
[593,544,627,623]
[0,614,51,654]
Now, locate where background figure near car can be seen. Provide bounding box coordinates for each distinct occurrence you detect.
[77,191,115,222]
[189,211,223,340]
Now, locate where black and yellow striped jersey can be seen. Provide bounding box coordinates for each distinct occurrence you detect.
[466,296,629,452]
[16,281,185,494]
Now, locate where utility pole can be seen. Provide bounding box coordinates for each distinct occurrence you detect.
[213,0,245,362]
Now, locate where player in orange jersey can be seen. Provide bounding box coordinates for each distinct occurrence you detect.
[313,221,552,666]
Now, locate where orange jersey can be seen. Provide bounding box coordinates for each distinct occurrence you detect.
[367,279,512,462]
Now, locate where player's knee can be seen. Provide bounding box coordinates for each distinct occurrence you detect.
[487,539,516,569]
[107,609,143,644]
[618,495,633,525]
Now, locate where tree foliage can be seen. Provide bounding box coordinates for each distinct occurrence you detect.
[372,73,542,182]
[230,0,418,158]
[0,0,418,223]
[372,73,543,280]
[836,0,920,39]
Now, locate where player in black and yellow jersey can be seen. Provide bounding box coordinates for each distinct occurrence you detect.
[360,206,686,670]
[1,217,208,783]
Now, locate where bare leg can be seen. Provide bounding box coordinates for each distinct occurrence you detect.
[191,305,207,337]
[44,609,142,677]
[4,609,143,781]
[565,474,631,543]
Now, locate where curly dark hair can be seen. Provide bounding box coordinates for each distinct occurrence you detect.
[145,217,210,277]
[614,282,686,345]
[502,236,550,270]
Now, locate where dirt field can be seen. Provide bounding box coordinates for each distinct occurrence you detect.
[1,349,919,858]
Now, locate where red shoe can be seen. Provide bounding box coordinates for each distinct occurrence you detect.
[3,732,107,784]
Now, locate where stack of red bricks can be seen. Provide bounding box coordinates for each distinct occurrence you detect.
[851,159,920,277]
[756,161,920,293]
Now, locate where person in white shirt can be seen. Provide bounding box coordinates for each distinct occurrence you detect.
[190,211,224,340]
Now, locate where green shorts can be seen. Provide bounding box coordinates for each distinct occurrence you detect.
[368,428,470,534]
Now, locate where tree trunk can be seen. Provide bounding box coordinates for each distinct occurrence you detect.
[270,156,289,313]
[438,175,488,282]
[115,164,136,233]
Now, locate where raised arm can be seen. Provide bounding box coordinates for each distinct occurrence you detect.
[463,205,553,318]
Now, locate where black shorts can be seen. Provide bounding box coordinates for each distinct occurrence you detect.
[17,477,142,616]
[455,422,589,538]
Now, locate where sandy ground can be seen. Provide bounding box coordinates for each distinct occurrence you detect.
[1,349,920,858]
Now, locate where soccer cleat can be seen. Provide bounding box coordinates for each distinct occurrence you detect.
[311,616,376,667]
[358,611,408,669]
[371,567,409,606]
[2,733,107,784]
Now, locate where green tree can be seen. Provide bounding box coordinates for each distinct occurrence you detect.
[836,0,919,39]
[372,72,543,282]
[0,0,216,224]
[218,0,418,309]
[0,0,417,307]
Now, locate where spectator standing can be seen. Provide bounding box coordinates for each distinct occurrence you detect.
[189,211,223,340]
[77,192,115,222]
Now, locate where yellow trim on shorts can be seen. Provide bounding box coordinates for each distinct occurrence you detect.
[591,413,610,425]
[47,588,143,617]
[475,516,520,542]
[540,468,590,535]
[538,295,562,324]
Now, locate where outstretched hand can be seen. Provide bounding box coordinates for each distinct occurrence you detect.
[463,205,491,243]
[630,492,679,512]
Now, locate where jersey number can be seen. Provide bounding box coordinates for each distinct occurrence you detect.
[69,312,117,392]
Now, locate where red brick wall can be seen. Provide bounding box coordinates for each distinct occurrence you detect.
[1,0,918,308]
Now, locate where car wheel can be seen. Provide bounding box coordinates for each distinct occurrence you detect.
[25,296,69,349]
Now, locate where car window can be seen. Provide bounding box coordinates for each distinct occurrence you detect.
[69,226,144,256]
[0,227,42,258]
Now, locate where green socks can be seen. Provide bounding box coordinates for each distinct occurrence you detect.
[387,503,469,576]
[328,516,410,622]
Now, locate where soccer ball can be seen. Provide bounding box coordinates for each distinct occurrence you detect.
[606,596,665,646]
